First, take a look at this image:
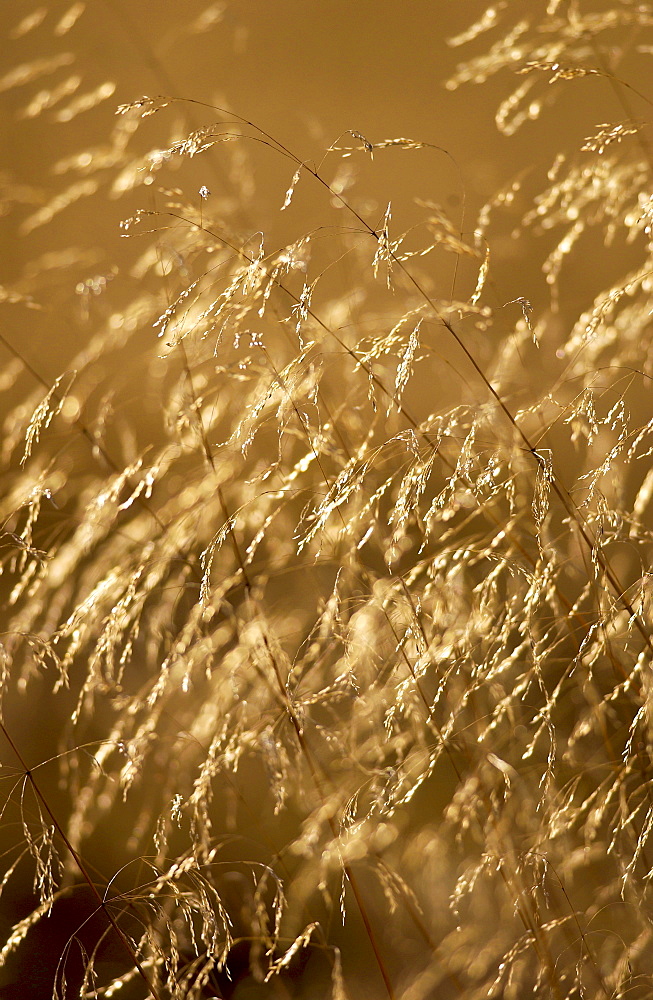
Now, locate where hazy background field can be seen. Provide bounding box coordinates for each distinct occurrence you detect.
[2,3,653,999]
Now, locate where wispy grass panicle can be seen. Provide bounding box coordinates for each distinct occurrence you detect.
[2,3,653,998]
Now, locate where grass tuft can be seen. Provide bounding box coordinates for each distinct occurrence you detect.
[2,4,653,998]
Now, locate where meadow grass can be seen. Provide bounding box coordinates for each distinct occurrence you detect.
[2,3,653,998]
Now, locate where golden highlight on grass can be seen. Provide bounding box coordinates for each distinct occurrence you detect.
[2,3,653,998]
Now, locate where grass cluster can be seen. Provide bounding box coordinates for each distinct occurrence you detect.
[2,3,653,998]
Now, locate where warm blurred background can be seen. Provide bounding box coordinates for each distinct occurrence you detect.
[3,0,643,534]
[2,3,653,998]
[2,1,627,312]
[2,0,645,453]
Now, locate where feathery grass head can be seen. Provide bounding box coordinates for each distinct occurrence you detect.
[2,4,653,998]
